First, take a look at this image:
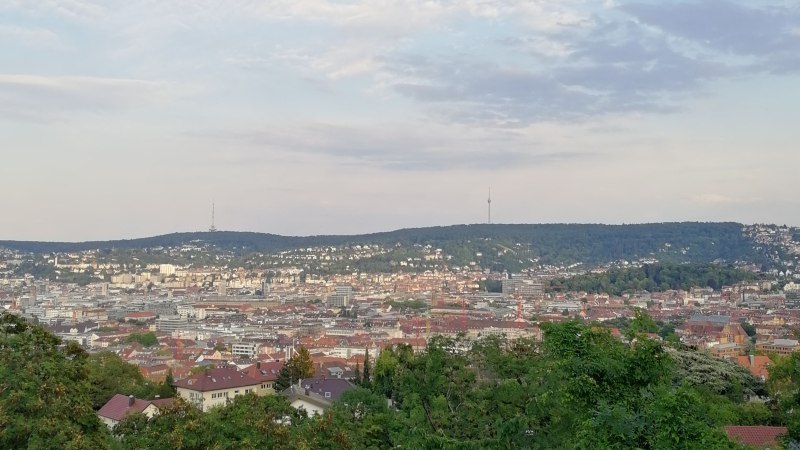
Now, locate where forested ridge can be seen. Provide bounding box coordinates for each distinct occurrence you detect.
[548,262,761,296]
[5,312,800,449]
[0,222,763,266]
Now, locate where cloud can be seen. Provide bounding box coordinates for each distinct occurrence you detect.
[381,45,714,126]
[5,0,799,129]
[0,74,173,122]
[190,121,597,171]
[621,0,800,73]
[374,1,797,126]
[0,25,62,48]
[3,0,107,21]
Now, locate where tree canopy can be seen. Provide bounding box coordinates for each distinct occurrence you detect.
[548,263,759,296]
[275,346,315,392]
[1,312,791,449]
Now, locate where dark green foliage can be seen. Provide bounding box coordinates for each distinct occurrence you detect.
[116,394,308,449]
[477,279,502,293]
[741,321,757,337]
[0,313,783,449]
[384,299,428,311]
[85,351,164,409]
[336,323,754,449]
[361,349,371,388]
[0,313,114,449]
[627,308,660,335]
[275,346,315,392]
[549,263,759,295]
[768,352,800,440]
[125,332,159,347]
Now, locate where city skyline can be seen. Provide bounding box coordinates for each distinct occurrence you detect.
[2,1,800,241]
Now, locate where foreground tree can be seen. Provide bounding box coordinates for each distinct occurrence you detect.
[0,313,114,449]
[275,346,316,391]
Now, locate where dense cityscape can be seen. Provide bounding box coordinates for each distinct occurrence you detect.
[4,0,800,447]
[4,222,800,446]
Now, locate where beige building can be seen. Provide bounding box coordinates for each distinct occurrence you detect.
[756,339,800,356]
[174,367,261,412]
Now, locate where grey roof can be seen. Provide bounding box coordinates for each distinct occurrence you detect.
[297,378,356,402]
[689,315,730,325]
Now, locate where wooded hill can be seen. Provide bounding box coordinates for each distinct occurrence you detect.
[0,222,766,267]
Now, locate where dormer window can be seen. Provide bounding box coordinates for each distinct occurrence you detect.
[324,392,331,398]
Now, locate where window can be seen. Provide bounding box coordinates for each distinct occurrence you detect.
[324,392,331,398]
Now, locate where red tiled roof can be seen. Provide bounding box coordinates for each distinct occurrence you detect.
[242,361,283,382]
[735,355,772,380]
[724,426,787,447]
[173,367,260,392]
[97,394,151,421]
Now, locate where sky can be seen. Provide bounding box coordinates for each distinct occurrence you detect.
[1,0,799,241]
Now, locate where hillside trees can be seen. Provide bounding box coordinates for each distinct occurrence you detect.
[549,263,759,296]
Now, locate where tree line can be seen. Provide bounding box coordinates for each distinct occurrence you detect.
[6,311,800,449]
[548,263,760,296]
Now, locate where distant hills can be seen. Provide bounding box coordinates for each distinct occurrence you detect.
[0,222,772,267]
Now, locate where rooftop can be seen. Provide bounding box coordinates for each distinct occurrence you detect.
[173,367,260,392]
[724,426,787,447]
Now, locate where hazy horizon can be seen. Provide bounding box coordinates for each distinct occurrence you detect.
[2,1,799,241]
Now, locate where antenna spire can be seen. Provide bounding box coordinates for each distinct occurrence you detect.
[209,202,217,232]
[487,186,492,224]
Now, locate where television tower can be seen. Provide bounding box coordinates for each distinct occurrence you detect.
[487,186,492,224]
[209,202,218,232]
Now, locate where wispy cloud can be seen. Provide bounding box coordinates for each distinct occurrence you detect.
[621,0,800,74]
[0,25,62,48]
[190,121,598,171]
[0,74,173,122]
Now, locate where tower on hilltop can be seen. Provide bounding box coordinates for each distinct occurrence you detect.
[209,202,218,232]
[487,186,492,224]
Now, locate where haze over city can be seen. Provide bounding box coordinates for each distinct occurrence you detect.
[2,0,799,241]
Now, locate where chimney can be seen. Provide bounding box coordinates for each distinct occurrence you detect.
[304,388,310,396]
[749,354,755,367]
[257,361,261,370]
[155,395,160,399]
[128,395,135,406]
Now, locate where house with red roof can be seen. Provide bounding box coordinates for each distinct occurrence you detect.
[96,394,174,429]
[241,360,283,394]
[173,367,261,412]
[724,425,787,448]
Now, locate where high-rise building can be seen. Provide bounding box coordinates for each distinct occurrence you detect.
[328,285,353,307]
[502,278,544,297]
